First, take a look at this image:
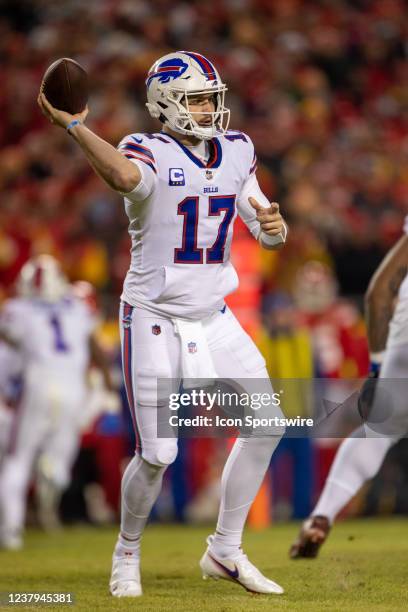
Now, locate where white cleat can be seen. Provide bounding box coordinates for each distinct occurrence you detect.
[199,536,284,595]
[109,553,142,597]
[0,533,23,551]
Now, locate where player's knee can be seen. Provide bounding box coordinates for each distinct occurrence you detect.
[136,369,172,407]
[37,454,70,490]
[51,467,70,490]
[141,439,178,467]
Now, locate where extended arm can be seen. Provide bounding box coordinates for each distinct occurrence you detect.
[37,93,141,194]
[365,233,408,355]
[0,330,19,350]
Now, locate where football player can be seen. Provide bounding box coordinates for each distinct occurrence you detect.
[0,342,23,465]
[290,216,408,558]
[38,51,288,596]
[0,255,115,547]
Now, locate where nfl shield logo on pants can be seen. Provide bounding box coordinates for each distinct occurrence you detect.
[152,324,161,335]
[188,341,197,353]
[123,314,132,329]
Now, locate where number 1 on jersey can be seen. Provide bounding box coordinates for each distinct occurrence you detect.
[49,314,69,352]
[174,195,235,264]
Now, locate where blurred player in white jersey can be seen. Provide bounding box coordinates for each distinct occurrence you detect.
[39,51,288,596]
[0,255,114,549]
[290,216,408,558]
[0,342,23,464]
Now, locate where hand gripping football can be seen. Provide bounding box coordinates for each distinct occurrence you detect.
[42,58,88,114]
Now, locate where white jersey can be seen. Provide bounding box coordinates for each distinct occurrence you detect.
[387,215,408,348]
[398,273,408,301]
[118,130,269,320]
[0,342,22,401]
[0,297,96,382]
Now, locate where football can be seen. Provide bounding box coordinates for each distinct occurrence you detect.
[42,57,88,114]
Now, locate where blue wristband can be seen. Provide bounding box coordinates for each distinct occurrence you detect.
[368,361,381,379]
[66,119,82,133]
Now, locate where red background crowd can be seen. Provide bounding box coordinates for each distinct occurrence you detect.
[1,0,407,523]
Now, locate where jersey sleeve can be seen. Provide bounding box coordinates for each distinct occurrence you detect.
[236,172,271,240]
[236,133,287,244]
[74,300,99,337]
[86,311,100,336]
[0,300,28,346]
[117,134,158,201]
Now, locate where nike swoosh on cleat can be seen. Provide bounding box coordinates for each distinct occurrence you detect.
[131,136,143,143]
[208,554,239,579]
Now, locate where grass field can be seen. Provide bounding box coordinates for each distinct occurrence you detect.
[0,519,407,611]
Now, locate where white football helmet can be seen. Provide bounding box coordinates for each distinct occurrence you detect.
[17,254,68,303]
[146,51,230,140]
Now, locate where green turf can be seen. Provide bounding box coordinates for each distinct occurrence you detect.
[0,519,407,611]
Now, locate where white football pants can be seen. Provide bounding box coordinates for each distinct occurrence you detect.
[117,302,284,554]
[0,374,85,537]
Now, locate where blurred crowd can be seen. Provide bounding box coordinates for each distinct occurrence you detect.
[1,0,408,527]
[1,0,407,301]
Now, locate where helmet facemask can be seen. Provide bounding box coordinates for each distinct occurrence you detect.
[165,86,230,140]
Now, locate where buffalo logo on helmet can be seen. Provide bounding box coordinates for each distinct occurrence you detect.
[146,58,189,88]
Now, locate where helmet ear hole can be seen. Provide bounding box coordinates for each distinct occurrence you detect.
[145,102,161,119]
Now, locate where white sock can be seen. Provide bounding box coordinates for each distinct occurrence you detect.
[313,426,395,522]
[0,456,30,536]
[114,454,167,558]
[114,534,141,558]
[210,436,280,559]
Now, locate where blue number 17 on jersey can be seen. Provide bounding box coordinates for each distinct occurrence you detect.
[174,195,236,264]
